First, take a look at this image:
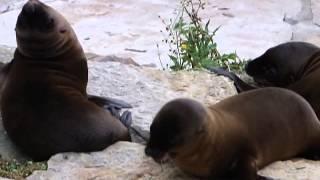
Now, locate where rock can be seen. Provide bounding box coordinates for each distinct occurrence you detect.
[26,144,320,180]
[27,142,194,180]
[259,159,320,180]
[0,45,14,63]
[311,0,320,26]
[0,5,9,14]
[89,54,140,66]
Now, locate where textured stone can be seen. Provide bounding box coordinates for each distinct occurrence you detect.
[27,142,194,180]
[311,0,320,26]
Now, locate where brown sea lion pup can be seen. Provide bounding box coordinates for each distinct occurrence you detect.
[1,0,132,161]
[145,88,320,180]
[211,42,320,118]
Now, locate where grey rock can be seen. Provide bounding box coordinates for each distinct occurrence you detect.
[27,142,194,180]
[0,5,9,14]
[311,0,320,26]
[0,45,13,63]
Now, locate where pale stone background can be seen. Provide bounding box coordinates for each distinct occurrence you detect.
[0,0,320,67]
[0,0,320,179]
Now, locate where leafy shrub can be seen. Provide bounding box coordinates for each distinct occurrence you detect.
[158,0,245,71]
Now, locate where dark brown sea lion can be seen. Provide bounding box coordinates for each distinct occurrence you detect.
[211,42,320,118]
[145,87,320,180]
[0,0,132,161]
[245,41,320,87]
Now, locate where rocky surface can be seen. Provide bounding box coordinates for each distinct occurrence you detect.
[26,142,320,180]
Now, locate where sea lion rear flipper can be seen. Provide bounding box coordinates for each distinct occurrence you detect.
[119,111,150,143]
[120,110,132,127]
[88,94,133,120]
[88,94,133,109]
[129,126,150,143]
[207,67,256,93]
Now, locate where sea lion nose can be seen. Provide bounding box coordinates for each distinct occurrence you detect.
[145,147,163,159]
[22,0,40,16]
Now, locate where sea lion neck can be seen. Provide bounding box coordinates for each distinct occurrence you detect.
[15,34,82,60]
[174,107,220,160]
[298,51,320,78]
[14,36,85,63]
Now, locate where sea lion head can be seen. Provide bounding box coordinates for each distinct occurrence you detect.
[145,98,207,163]
[15,0,80,58]
[245,42,320,87]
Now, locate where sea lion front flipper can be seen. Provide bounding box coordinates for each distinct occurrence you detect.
[220,154,271,180]
[120,110,132,128]
[207,67,256,93]
[107,106,121,119]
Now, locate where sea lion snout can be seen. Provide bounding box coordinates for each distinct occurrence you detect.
[21,0,42,16]
[145,147,168,163]
[145,147,162,158]
[18,0,53,32]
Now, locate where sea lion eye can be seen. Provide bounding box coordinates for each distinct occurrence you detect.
[60,28,67,33]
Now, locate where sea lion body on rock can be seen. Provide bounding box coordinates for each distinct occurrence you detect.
[1,0,131,161]
[212,42,320,118]
[145,88,320,180]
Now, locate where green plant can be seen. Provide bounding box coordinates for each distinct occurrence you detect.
[158,0,245,71]
[0,159,47,179]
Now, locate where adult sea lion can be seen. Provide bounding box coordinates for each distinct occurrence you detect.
[211,42,320,118]
[145,88,320,180]
[1,0,131,161]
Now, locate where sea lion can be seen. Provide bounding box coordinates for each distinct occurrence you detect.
[211,42,320,118]
[245,41,320,87]
[1,0,132,161]
[145,88,320,180]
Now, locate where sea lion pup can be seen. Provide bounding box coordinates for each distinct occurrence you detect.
[1,0,131,161]
[145,88,320,180]
[211,42,320,118]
